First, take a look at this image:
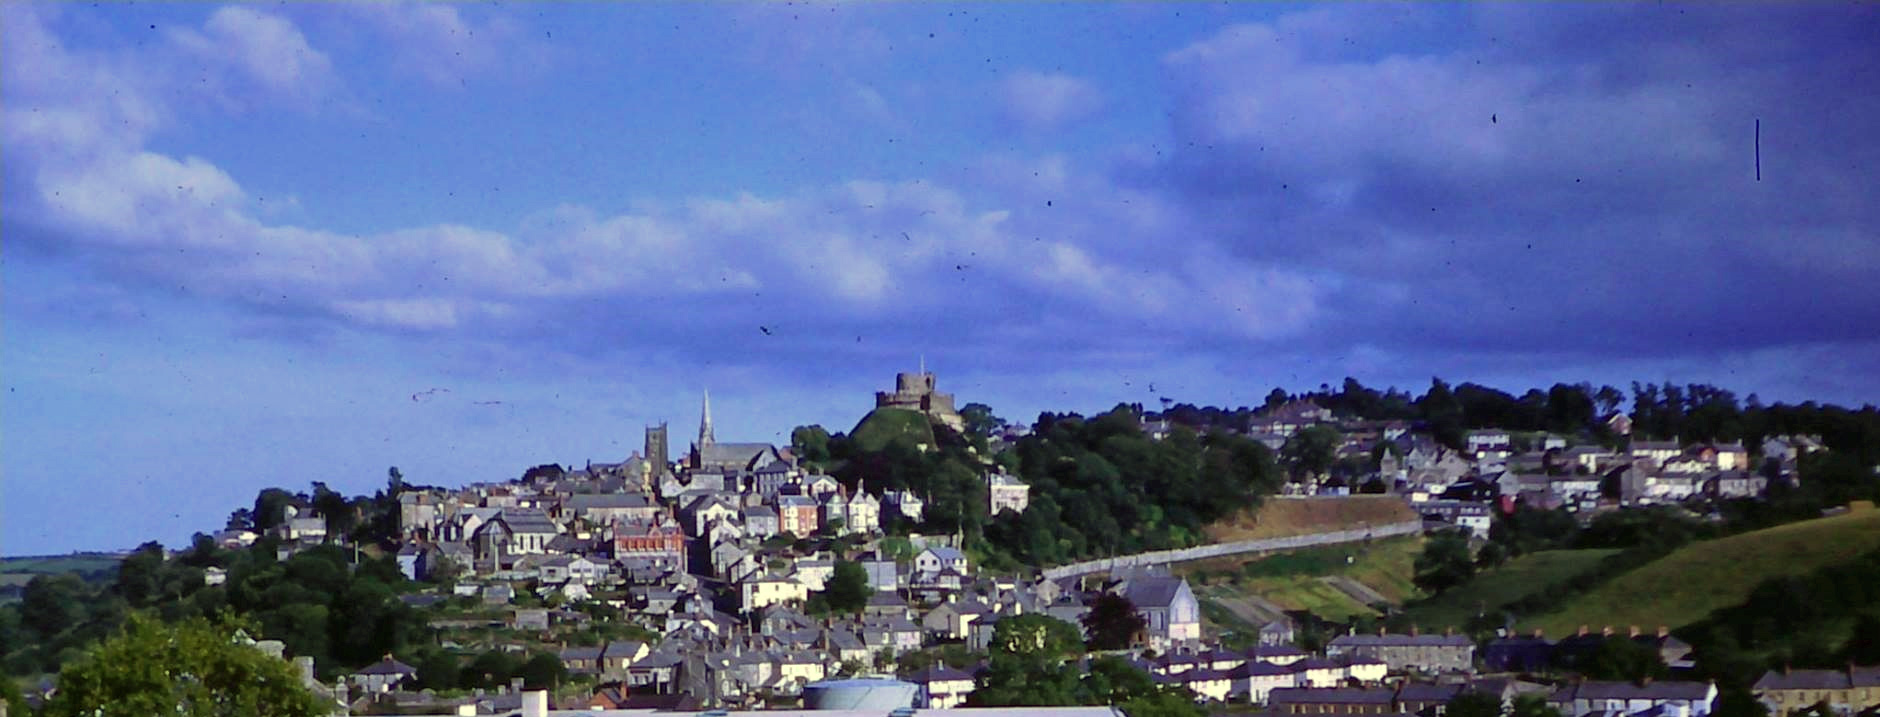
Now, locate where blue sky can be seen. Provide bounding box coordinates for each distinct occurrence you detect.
[5,2,1878,556]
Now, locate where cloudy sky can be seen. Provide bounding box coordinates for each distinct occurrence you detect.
[5,3,1877,555]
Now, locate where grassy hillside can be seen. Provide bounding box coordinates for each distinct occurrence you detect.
[1403,548,1619,632]
[1188,535,1425,625]
[849,408,938,453]
[1205,495,1418,542]
[0,553,124,601]
[1525,507,1880,636]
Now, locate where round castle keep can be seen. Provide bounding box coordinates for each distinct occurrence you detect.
[875,369,964,431]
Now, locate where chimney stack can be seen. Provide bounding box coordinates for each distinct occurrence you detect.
[1628,626,1640,638]
[522,690,549,717]
[1657,626,1669,638]
[1601,625,1614,637]
[1578,625,1589,637]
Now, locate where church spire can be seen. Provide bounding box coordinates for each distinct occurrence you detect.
[699,389,715,447]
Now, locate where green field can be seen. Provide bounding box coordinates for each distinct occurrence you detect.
[0,554,124,599]
[1187,535,1425,623]
[849,408,938,453]
[1524,507,1880,636]
[1402,548,1619,631]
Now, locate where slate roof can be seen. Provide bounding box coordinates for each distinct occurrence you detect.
[924,546,966,561]
[699,442,779,469]
[904,665,976,684]
[1395,684,1466,702]
[1123,576,1187,609]
[1754,669,1857,691]
[566,493,652,511]
[1232,661,1296,678]
[494,508,559,534]
[1552,681,1713,702]
[1291,657,1346,672]
[1249,644,1309,661]
[1329,633,1473,648]
[356,656,418,676]
[558,645,604,661]
[1269,687,1398,705]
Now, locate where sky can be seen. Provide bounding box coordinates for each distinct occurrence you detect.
[4,2,1878,556]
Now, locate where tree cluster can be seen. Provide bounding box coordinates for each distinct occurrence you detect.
[967,614,1202,717]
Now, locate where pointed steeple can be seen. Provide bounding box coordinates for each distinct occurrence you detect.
[699,389,715,448]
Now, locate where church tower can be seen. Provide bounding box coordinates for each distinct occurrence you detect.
[698,389,715,449]
[644,422,669,478]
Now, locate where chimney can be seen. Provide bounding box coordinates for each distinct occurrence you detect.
[522,690,549,717]
[1628,626,1640,638]
[1409,626,1419,637]
[1532,629,1545,639]
[1657,626,1669,638]
[1444,627,1454,637]
[1578,625,1589,637]
[1601,626,1614,637]
[510,677,524,694]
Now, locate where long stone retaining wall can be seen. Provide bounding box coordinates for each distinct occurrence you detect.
[1039,519,1425,580]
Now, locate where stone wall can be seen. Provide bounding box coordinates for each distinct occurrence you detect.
[1040,519,1425,580]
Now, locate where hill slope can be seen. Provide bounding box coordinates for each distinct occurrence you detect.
[1205,495,1418,542]
[849,408,938,453]
[1188,535,1425,626]
[1403,548,1618,631]
[1525,507,1880,636]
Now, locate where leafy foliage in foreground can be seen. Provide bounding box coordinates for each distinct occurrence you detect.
[42,614,326,717]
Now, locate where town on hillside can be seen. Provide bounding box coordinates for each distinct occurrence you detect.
[6,373,1879,717]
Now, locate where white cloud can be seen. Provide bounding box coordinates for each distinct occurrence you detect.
[168,7,337,105]
[1000,71,1104,131]
[346,4,541,87]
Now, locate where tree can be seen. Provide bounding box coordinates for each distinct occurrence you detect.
[1844,613,1880,664]
[1083,655,1158,704]
[1264,388,1290,411]
[1711,685,1770,717]
[1120,689,1207,717]
[1510,694,1563,717]
[252,488,296,533]
[1413,533,1477,594]
[822,561,871,614]
[990,614,1083,661]
[961,403,1004,437]
[1475,541,1510,569]
[310,482,354,541]
[971,615,1088,707]
[1082,593,1147,651]
[42,614,327,717]
[1572,636,1668,682]
[792,425,833,466]
[414,650,461,691]
[20,573,89,640]
[114,541,168,607]
[519,652,566,690]
[1281,426,1343,481]
[1446,692,1504,717]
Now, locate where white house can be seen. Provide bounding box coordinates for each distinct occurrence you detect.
[1549,681,1716,717]
[914,546,969,576]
